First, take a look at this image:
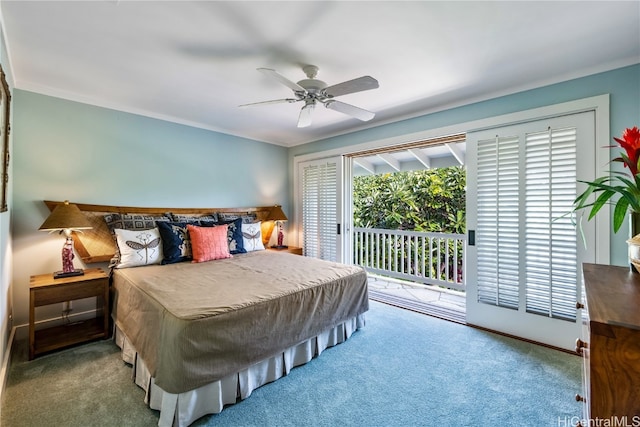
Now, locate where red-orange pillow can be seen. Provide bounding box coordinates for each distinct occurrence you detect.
[187,224,232,263]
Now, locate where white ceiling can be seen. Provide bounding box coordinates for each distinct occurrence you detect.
[2,1,639,147]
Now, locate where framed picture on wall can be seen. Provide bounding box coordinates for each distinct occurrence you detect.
[0,64,10,213]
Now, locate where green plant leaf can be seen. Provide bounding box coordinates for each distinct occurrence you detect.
[588,190,615,219]
[580,180,636,205]
[613,197,630,232]
[575,177,609,207]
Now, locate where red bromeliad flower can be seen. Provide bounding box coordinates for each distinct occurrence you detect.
[574,127,640,233]
[613,126,640,176]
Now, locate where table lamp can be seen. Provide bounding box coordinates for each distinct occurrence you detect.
[268,205,288,249]
[39,200,92,279]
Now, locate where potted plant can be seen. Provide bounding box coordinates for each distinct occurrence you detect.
[573,126,640,270]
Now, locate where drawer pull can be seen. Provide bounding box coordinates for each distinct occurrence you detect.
[575,338,588,355]
[575,394,585,402]
[576,301,584,309]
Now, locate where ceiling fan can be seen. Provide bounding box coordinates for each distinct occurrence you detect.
[240,65,379,128]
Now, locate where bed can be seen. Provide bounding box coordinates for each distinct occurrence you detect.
[43,201,369,427]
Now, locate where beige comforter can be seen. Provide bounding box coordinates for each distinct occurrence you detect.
[111,251,369,394]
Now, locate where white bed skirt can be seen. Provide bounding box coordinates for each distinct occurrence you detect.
[114,314,366,427]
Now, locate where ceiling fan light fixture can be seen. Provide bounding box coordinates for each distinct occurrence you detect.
[297,100,316,128]
[246,65,379,127]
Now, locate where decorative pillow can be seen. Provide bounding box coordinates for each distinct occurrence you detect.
[218,212,258,224]
[187,224,232,263]
[200,217,246,254]
[157,222,192,264]
[104,213,171,231]
[242,222,265,252]
[113,228,163,268]
[170,213,219,223]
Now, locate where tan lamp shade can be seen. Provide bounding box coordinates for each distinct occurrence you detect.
[39,200,92,232]
[267,205,288,222]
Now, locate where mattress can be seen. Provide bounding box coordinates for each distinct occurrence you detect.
[111,250,369,394]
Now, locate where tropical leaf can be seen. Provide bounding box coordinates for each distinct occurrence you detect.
[613,197,630,232]
[353,166,466,233]
[589,190,615,220]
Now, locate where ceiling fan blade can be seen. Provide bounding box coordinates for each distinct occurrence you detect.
[324,76,379,98]
[324,100,375,121]
[297,102,315,128]
[239,98,299,107]
[258,68,306,93]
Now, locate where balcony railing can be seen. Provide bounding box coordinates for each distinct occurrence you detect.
[353,227,466,292]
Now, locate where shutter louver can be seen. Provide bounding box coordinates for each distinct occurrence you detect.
[302,160,338,261]
[525,127,577,320]
[475,126,578,321]
[302,164,319,258]
[476,135,520,309]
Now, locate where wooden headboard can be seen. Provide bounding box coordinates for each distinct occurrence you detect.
[44,201,277,264]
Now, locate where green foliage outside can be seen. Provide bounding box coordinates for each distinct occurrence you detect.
[352,166,467,286]
[353,166,466,233]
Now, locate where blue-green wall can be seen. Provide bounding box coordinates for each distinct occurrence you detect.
[11,91,288,327]
[290,64,640,267]
[13,90,288,234]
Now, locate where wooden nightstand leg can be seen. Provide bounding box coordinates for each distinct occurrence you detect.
[29,290,35,360]
[102,281,110,338]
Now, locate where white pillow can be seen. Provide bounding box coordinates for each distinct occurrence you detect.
[241,222,265,252]
[114,227,163,268]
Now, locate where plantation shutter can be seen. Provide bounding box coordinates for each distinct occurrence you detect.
[476,135,520,309]
[302,159,339,261]
[524,127,577,320]
[467,108,598,349]
[474,123,580,321]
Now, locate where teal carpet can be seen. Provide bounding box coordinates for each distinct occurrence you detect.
[2,301,582,426]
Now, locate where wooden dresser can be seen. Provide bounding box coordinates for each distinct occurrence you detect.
[578,263,640,421]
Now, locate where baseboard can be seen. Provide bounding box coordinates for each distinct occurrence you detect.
[466,322,579,356]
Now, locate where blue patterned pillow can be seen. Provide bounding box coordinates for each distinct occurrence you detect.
[218,212,257,224]
[170,213,219,223]
[200,217,246,254]
[157,221,192,264]
[104,213,171,231]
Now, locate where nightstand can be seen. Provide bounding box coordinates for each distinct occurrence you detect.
[268,246,303,256]
[29,268,109,360]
